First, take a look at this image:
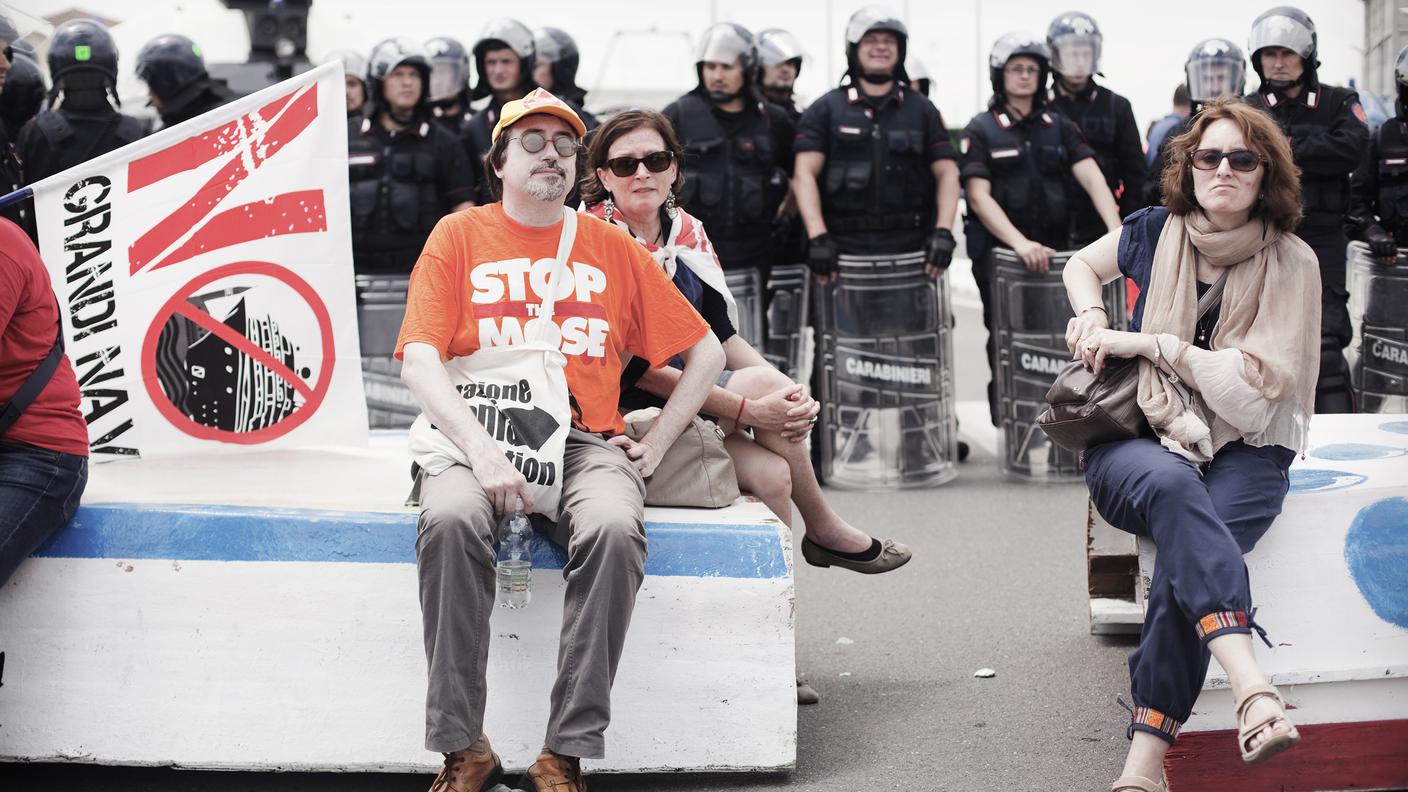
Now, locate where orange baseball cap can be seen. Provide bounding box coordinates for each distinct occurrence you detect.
[491,88,587,143]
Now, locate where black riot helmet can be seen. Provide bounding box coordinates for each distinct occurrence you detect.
[1185,38,1246,105]
[48,19,119,86]
[693,22,759,103]
[0,50,45,131]
[533,27,586,103]
[366,37,430,116]
[1046,11,1102,82]
[988,32,1051,108]
[425,36,470,105]
[136,34,209,103]
[844,5,909,85]
[470,18,536,102]
[1248,5,1318,90]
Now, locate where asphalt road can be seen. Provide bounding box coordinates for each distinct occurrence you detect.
[1,266,1144,791]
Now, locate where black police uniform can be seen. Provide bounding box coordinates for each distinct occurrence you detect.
[0,125,33,239]
[1247,82,1369,410]
[17,102,145,186]
[1143,114,1191,206]
[158,77,235,129]
[794,82,957,255]
[1048,81,1147,242]
[348,115,475,274]
[960,106,1096,421]
[1350,112,1408,244]
[663,93,794,276]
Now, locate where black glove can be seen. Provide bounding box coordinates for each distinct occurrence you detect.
[807,233,839,277]
[925,227,957,272]
[1365,224,1399,263]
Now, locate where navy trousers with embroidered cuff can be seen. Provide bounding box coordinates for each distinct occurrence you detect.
[1084,437,1294,742]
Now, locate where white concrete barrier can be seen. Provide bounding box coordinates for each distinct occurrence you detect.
[0,434,797,774]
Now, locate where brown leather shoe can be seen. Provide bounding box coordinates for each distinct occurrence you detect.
[524,749,586,792]
[429,735,503,792]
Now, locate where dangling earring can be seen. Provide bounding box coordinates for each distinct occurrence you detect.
[603,196,616,223]
[665,191,678,218]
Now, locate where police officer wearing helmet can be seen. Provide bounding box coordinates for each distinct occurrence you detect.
[0,47,43,141]
[425,37,473,134]
[0,3,45,238]
[1350,45,1408,267]
[135,33,234,129]
[462,18,539,205]
[663,24,794,287]
[17,19,144,187]
[531,26,598,130]
[347,37,474,275]
[1144,38,1246,206]
[1046,11,1147,244]
[960,33,1120,422]
[794,5,961,280]
[323,49,368,117]
[757,28,807,122]
[906,52,930,98]
[1245,5,1368,413]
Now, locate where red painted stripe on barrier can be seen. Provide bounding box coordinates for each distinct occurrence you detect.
[128,90,298,192]
[1165,719,1408,792]
[150,190,328,270]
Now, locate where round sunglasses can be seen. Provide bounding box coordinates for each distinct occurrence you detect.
[1190,149,1264,172]
[604,150,675,178]
[508,131,584,158]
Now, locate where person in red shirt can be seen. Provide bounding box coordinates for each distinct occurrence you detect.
[0,217,88,587]
[396,89,723,792]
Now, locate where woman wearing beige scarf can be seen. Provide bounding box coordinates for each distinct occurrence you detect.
[1062,99,1319,792]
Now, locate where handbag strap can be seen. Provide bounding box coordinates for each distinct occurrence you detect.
[1196,270,1228,321]
[531,206,578,340]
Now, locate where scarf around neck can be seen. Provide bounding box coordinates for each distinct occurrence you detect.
[1137,210,1320,460]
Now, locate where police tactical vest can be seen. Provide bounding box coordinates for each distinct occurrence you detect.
[972,109,1073,248]
[1374,119,1408,240]
[30,110,144,182]
[347,117,442,248]
[672,94,786,243]
[818,86,936,236]
[1248,86,1357,218]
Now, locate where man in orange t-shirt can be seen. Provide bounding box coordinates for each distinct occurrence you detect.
[395,88,723,792]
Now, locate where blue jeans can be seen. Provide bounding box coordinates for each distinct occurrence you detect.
[0,441,88,587]
[1084,438,1294,743]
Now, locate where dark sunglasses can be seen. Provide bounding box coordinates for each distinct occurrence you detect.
[605,151,675,178]
[509,131,583,158]
[1190,149,1264,172]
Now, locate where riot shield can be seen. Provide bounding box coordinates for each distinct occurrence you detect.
[763,262,811,380]
[724,268,767,356]
[1348,240,1408,413]
[356,275,419,429]
[815,251,958,489]
[991,248,1126,480]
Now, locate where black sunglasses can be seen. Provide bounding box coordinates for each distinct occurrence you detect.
[509,131,583,158]
[605,151,675,178]
[1190,149,1264,172]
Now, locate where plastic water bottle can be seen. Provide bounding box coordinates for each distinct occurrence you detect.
[496,511,533,609]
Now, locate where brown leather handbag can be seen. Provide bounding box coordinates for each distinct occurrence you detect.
[1037,356,1147,452]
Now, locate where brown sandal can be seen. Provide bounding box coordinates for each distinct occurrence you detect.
[1236,682,1300,764]
[1110,775,1166,792]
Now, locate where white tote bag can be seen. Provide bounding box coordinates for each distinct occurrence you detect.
[408,207,577,519]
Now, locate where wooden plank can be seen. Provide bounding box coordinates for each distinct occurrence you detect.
[1166,719,1408,792]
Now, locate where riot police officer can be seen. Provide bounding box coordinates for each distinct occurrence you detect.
[1245,5,1368,413]
[757,28,807,122]
[17,20,145,186]
[1144,38,1246,205]
[960,33,1120,422]
[794,6,961,279]
[532,27,598,130]
[425,37,472,134]
[1350,45,1408,266]
[1045,11,1146,244]
[906,52,931,98]
[0,4,41,237]
[347,37,474,274]
[324,49,367,117]
[462,18,538,205]
[663,23,794,286]
[0,47,43,141]
[135,34,235,129]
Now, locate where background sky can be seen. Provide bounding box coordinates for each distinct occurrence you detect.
[25,0,1373,131]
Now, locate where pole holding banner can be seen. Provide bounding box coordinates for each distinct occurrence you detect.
[0,187,32,210]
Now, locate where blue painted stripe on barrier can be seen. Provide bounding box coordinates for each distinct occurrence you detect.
[34,504,788,579]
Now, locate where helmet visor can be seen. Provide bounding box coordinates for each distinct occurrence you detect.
[845,6,907,44]
[1050,33,1100,78]
[1249,15,1314,60]
[428,59,467,101]
[479,19,534,59]
[696,27,751,66]
[0,3,52,51]
[757,30,807,67]
[1186,56,1245,102]
[1396,47,1408,87]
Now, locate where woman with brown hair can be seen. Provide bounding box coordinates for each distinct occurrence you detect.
[581,109,911,575]
[1061,97,1319,791]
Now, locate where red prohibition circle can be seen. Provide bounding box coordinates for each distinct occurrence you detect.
[141,260,336,444]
